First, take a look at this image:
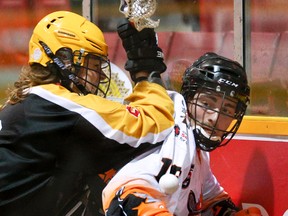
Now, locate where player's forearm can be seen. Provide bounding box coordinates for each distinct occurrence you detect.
[124,81,174,142]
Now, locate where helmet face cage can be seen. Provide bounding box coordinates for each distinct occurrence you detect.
[73,50,111,97]
[186,84,246,151]
[181,53,250,151]
[55,48,111,97]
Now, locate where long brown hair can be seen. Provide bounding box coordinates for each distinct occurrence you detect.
[2,64,60,108]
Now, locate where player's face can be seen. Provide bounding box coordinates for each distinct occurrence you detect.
[79,55,106,92]
[188,91,237,138]
[71,54,107,94]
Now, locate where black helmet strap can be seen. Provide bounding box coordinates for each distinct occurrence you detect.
[39,41,89,95]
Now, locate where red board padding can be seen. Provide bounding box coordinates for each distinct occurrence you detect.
[210,138,288,216]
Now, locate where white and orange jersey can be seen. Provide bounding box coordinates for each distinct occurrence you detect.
[102,91,228,216]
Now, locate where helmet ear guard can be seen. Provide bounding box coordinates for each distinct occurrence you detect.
[39,41,90,95]
[181,52,250,151]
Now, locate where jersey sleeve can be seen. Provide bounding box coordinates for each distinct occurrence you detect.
[89,81,174,147]
[34,82,174,148]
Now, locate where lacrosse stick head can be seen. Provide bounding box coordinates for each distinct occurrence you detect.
[119,0,160,31]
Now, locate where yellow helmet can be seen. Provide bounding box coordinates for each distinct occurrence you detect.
[28,11,111,97]
[29,10,108,66]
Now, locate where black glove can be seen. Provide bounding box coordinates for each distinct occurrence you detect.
[117,18,166,82]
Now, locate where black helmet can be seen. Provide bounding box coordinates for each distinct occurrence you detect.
[180,52,250,151]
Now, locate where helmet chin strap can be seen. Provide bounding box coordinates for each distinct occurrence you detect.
[193,128,221,152]
[190,118,222,151]
[39,41,89,95]
[189,119,221,142]
[195,125,221,142]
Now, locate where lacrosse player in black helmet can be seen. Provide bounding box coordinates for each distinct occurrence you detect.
[103,52,262,216]
[181,52,250,152]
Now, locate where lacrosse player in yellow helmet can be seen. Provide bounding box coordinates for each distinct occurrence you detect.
[0,11,174,215]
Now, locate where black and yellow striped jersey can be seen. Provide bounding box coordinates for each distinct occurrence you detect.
[0,81,174,215]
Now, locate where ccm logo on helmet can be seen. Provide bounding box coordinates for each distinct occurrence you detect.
[218,78,239,88]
